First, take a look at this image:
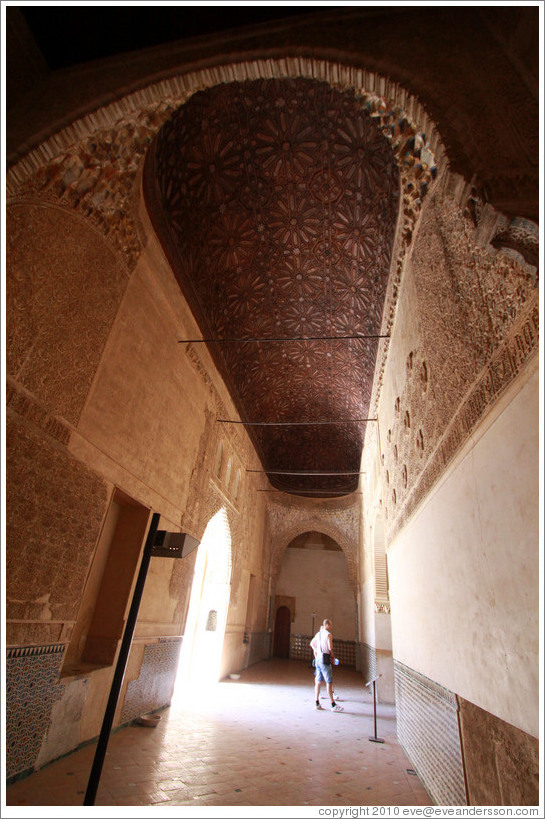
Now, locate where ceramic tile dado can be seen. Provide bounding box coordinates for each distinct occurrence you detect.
[5,659,432,811]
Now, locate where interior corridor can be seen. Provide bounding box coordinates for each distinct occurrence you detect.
[5,659,431,809]
[4,6,540,809]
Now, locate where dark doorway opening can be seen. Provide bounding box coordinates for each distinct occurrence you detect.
[273,605,291,658]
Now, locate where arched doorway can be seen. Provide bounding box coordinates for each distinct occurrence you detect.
[174,507,232,695]
[273,605,291,658]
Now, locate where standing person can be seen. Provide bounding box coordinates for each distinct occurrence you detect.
[310,619,343,711]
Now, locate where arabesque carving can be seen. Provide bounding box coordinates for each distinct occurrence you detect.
[380,185,538,539]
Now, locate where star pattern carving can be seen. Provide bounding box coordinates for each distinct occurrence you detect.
[150,78,399,495]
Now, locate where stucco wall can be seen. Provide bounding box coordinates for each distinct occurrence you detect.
[359,579,376,647]
[5,7,538,791]
[387,361,539,737]
[5,188,271,774]
[275,547,356,641]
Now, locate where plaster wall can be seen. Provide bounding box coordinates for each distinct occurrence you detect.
[6,191,271,773]
[375,650,395,704]
[275,548,356,641]
[357,585,394,700]
[72,243,211,522]
[137,558,181,632]
[360,579,376,646]
[375,612,392,651]
[70,206,269,660]
[220,630,248,679]
[388,361,539,737]
[221,506,271,678]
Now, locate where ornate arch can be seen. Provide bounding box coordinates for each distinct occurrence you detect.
[6,57,445,191]
[6,56,446,421]
[267,498,360,593]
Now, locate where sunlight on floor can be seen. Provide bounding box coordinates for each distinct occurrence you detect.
[5,660,433,809]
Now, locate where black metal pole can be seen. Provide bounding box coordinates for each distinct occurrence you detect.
[179,334,390,344]
[217,418,378,425]
[373,681,378,737]
[83,511,161,805]
[246,469,366,476]
[368,678,385,744]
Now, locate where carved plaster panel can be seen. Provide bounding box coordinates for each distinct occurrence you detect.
[380,187,538,539]
[6,104,181,270]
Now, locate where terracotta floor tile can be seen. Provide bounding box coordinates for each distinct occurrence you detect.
[6,659,433,809]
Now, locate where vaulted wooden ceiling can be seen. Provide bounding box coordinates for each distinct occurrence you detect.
[144,78,400,496]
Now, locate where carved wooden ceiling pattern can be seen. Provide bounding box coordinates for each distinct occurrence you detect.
[145,78,399,496]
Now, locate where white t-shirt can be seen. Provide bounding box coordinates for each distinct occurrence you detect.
[312,627,331,658]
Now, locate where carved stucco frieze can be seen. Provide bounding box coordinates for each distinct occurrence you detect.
[179,406,216,541]
[185,343,248,456]
[392,296,537,543]
[185,344,229,420]
[379,188,538,540]
[184,341,251,513]
[6,56,537,429]
[465,189,539,274]
[6,379,71,447]
[490,217,539,272]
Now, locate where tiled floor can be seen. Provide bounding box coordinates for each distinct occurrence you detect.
[5,659,432,811]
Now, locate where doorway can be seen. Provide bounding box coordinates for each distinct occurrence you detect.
[174,507,232,694]
[273,605,291,658]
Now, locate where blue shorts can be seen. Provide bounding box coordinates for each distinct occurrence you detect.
[314,659,333,684]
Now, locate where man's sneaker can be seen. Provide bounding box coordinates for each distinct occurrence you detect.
[331,704,344,712]
[315,702,323,710]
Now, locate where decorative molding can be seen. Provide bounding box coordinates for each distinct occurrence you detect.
[275,595,296,622]
[185,343,246,456]
[186,343,226,417]
[7,643,65,660]
[6,58,444,192]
